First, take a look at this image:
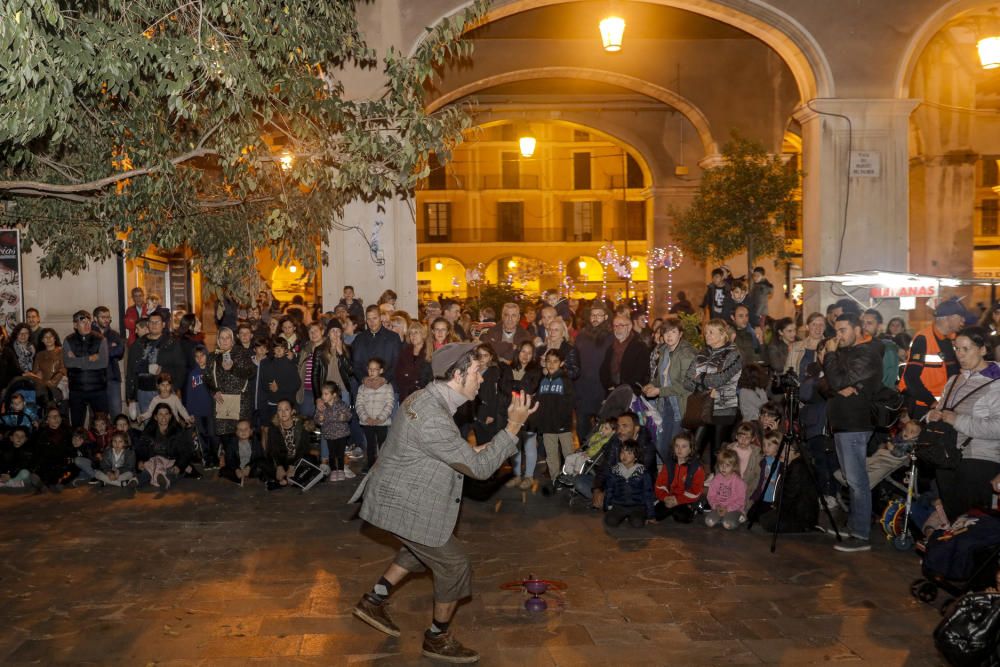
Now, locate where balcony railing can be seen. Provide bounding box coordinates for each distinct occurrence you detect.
[418,227,639,243]
[479,174,541,190]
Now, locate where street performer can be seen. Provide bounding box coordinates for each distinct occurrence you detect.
[349,342,537,664]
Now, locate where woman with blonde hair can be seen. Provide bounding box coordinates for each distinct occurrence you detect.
[684,318,742,470]
[395,322,432,400]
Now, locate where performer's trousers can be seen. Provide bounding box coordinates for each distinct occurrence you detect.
[393,534,472,603]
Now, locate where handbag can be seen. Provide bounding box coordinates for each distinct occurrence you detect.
[212,363,247,422]
[682,378,714,431]
[915,376,1000,470]
[933,592,1000,667]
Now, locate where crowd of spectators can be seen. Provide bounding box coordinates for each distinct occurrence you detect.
[1,269,999,556]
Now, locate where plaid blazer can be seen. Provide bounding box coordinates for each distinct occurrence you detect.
[350,382,517,547]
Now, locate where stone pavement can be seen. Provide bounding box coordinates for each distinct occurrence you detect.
[0,474,946,666]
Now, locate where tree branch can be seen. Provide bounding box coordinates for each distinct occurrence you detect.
[0,147,217,202]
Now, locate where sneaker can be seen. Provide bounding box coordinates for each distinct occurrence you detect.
[343,468,356,480]
[336,470,347,481]
[185,469,203,480]
[328,471,340,483]
[124,481,137,499]
[352,593,401,638]
[87,478,102,485]
[421,631,479,664]
[265,480,281,491]
[5,480,25,488]
[519,477,533,491]
[348,446,365,460]
[834,536,871,552]
[505,476,522,488]
[822,495,839,510]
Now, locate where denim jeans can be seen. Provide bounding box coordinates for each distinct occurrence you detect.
[299,389,315,418]
[833,430,872,539]
[512,432,538,478]
[573,472,594,500]
[137,389,157,416]
[74,456,96,481]
[655,396,681,466]
[106,380,123,419]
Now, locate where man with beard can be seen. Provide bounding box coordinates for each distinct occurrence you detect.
[574,303,613,443]
[600,313,651,392]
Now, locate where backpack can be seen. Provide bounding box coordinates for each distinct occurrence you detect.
[871,385,904,429]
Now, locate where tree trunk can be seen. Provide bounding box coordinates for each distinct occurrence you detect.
[746,235,755,283]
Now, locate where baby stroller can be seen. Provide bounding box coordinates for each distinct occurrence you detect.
[557,385,660,499]
[1,375,57,419]
[877,449,923,551]
[911,510,1000,607]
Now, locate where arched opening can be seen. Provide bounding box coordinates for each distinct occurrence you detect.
[417,256,468,301]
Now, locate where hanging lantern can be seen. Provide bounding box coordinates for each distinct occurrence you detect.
[599,16,626,53]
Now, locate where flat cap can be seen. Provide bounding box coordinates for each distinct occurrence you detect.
[432,342,478,377]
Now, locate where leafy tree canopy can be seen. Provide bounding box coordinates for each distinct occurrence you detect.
[0,0,486,298]
[672,132,799,279]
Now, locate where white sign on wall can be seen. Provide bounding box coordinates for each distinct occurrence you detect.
[850,151,881,178]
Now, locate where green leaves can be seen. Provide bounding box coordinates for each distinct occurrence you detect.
[673,131,799,277]
[0,0,487,299]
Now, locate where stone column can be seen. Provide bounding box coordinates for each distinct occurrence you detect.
[793,99,919,317]
[322,198,418,314]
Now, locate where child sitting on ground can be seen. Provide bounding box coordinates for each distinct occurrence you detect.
[94,432,138,492]
[705,448,747,529]
[604,439,656,528]
[139,372,193,426]
[560,418,615,480]
[0,427,38,490]
[70,427,99,485]
[654,431,705,523]
[315,381,353,482]
[220,419,266,485]
[726,421,763,507]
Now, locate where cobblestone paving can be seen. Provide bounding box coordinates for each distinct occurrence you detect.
[0,474,945,665]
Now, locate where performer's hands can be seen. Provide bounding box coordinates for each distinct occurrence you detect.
[505,390,538,435]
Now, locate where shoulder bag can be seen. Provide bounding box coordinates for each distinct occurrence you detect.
[212,362,248,422]
[681,375,714,431]
[915,375,1000,470]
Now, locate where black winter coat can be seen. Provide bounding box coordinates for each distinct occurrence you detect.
[260,356,301,407]
[600,336,651,391]
[310,345,355,396]
[823,339,882,433]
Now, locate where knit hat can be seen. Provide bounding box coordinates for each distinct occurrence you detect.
[432,342,478,378]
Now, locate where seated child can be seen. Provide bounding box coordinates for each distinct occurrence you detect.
[220,419,266,485]
[315,382,353,482]
[139,372,193,426]
[755,440,819,533]
[94,432,138,492]
[604,439,656,528]
[654,431,705,523]
[758,403,781,432]
[0,427,38,489]
[70,427,99,485]
[90,413,113,459]
[704,448,747,529]
[726,421,763,507]
[1,393,38,434]
[266,399,316,490]
[561,418,615,478]
[865,419,920,490]
[747,429,784,521]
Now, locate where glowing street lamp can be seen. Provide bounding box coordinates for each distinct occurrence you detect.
[578,260,587,270]
[518,134,537,158]
[434,261,444,271]
[979,35,1000,69]
[599,16,626,52]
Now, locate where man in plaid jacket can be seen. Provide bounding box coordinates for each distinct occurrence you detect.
[350,343,537,664]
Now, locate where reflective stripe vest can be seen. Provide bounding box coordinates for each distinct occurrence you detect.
[899,325,951,405]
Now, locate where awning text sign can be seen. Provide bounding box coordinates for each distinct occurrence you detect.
[870,284,938,298]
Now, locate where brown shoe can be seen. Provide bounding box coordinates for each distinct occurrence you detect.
[421,631,480,663]
[352,593,400,637]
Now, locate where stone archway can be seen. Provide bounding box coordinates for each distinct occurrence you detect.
[417,0,835,101]
[427,67,720,158]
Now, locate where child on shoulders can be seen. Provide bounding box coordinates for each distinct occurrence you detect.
[604,439,656,528]
[654,431,705,523]
[705,448,747,529]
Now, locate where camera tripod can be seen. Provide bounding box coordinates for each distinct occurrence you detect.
[748,382,843,553]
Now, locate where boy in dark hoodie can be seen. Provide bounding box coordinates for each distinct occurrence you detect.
[0,427,40,489]
[34,407,76,489]
[535,349,575,487]
[604,439,656,527]
[259,338,302,426]
[654,431,704,523]
[700,268,732,320]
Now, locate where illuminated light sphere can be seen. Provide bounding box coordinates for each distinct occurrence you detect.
[630,259,640,269]
[599,16,626,52]
[434,261,444,271]
[288,265,297,273]
[578,260,587,270]
[518,135,537,158]
[508,259,518,269]
[279,153,294,171]
[979,36,1000,70]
